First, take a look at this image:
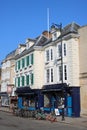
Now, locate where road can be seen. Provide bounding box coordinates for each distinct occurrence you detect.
[0,111,86,130]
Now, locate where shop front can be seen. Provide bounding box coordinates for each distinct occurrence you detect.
[15,87,44,111]
[41,84,80,117]
[0,92,9,106]
[15,85,80,117]
[41,83,67,114]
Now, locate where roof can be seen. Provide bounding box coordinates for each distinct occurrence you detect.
[15,33,50,60]
[62,22,80,36]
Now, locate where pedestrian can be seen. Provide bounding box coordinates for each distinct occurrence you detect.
[61,99,65,121]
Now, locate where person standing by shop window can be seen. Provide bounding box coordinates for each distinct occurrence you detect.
[61,98,65,121]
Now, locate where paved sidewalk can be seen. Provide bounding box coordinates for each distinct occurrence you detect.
[57,115,87,128]
[0,106,87,128]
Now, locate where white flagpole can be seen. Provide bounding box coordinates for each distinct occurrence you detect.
[47,8,50,38]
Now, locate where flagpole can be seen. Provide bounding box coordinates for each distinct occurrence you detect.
[47,8,49,38]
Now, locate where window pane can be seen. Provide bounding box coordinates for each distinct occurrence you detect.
[64,43,66,56]
[31,73,34,85]
[64,65,67,80]
[58,45,62,57]
[51,49,53,60]
[51,68,53,82]
[59,66,62,81]
[46,50,49,62]
[46,69,50,83]
[31,54,34,65]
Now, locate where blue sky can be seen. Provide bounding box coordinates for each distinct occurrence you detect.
[0,0,87,63]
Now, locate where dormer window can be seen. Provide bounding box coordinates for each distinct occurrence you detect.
[26,43,30,49]
[53,33,57,40]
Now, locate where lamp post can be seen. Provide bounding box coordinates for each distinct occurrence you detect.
[52,23,65,120]
[52,23,63,84]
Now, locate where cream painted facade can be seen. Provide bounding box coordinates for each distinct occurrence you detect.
[44,32,80,87]
[33,50,44,89]
[1,50,16,106]
[15,50,44,89]
[15,33,49,89]
[79,25,87,115]
[1,22,87,115]
[1,50,16,93]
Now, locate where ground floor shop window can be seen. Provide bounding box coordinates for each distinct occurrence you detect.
[44,94,50,108]
[22,96,35,108]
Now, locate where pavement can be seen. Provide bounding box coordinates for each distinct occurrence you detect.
[0,106,87,128]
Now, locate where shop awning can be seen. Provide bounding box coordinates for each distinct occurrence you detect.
[42,83,67,93]
[15,87,40,96]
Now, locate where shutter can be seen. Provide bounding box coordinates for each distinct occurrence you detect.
[22,76,24,86]
[22,58,25,68]
[18,77,20,87]
[31,54,34,65]
[27,56,29,66]
[26,75,29,85]
[18,60,20,70]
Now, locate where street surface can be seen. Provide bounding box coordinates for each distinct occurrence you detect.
[0,111,86,130]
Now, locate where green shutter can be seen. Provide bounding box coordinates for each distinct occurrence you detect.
[22,76,24,86]
[26,75,29,85]
[22,58,25,68]
[18,60,20,70]
[18,77,20,87]
[31,54,34,65]
[27,56,29,66]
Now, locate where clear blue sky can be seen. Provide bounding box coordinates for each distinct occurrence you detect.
[0,0,87,63]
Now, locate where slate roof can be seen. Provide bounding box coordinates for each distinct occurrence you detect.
[62,22,80,36]
[15,22,80,60]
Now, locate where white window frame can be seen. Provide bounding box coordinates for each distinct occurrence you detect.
[45,48,54,63]
[63,43,67,56]
[64,64,67,81]
[45,68,54,84]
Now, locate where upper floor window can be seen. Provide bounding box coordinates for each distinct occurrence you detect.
[53,33,57,40]
[46,50,50,62]
[45,48,53,63]
[58,44,62,57]
[51,49,53,60]
[51,68,53,82]
[27,53,34,66]
[59,66,62,81]
[46,68,54,83]
[64,43,66,56]
[46,69,50,83]
[64,65,67,80]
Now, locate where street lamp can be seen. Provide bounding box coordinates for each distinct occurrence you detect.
[52,23,63,84]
